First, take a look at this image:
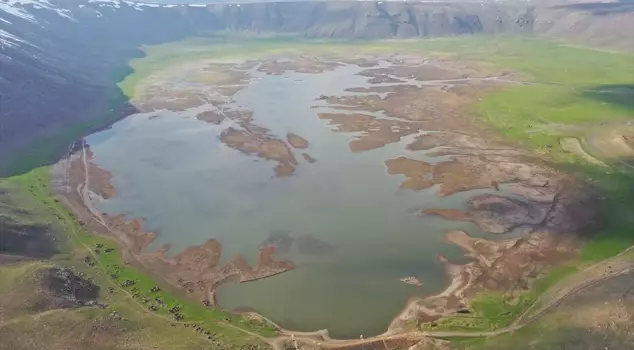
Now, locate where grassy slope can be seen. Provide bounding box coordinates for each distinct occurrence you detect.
[0,262,217,350]
[4,63,135,177]
[456,39,634,261]
[0,183,220,349]
[420,265,580,333]
[0,170,275,349]
[450,271,634,350]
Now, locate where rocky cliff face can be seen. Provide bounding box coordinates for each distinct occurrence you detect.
[0,0,632,175]
[205,2,535,37]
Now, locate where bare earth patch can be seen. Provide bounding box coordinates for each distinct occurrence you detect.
[287,133,309,149]
[301,153,317,163]
[221,128,297,177]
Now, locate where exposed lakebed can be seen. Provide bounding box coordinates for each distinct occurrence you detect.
[76,55,595,338]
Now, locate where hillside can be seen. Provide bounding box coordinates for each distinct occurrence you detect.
[0,0,633,175]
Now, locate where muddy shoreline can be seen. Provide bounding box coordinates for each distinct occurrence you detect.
[52,146,295,308]
[52,53,604,339]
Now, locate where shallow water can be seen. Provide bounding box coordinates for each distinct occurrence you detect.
[87,63,501,338]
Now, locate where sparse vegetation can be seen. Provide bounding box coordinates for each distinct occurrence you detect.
[0,262,224,350]
[411,35,634,333]
[451,270,634,349]
[5,93,130,177]
[0,168,275,349]
[421,291,538,333]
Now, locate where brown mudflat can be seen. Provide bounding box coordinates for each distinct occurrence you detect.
[301,152,317,163]
[358,61,496,82]
[220,127,297,177]
[385,157,433,190]
[220,127,294,163]
[286,133,309,149]
[319,113,423,152]
[368,75,404,84]
[195,110,226,124]
[384,155,560,197]
[84,148,117,199]
[258,57,342,75]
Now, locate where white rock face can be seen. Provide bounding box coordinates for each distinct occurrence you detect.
[0,28,30,47]
[88,0,163,11]
[0,0,169,26]
[0,0,78,22]
[0,0,38,22]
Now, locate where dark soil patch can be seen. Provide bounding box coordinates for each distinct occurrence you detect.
[38,267,100,309]
[0,219,56,260]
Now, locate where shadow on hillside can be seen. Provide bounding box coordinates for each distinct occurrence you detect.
[582,84,634,111]
[3,87,141,179]
[552,2,634,15]
[0,219,57,260]
[1,7,230,177]
[1,40,154,178]
[555,159,634,260]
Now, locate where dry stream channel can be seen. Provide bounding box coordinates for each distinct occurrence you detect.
[71,54,592,338]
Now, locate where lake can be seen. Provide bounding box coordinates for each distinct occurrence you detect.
[86,62,500,338]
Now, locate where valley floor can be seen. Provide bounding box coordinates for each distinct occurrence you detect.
[2,35,634,349]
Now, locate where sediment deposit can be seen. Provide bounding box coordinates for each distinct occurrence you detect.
[287,133,309,149]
